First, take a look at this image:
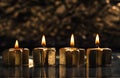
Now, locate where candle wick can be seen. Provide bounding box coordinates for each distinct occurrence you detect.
[96,44,100,48]
[42,44,46,47]
[70,45,74,47]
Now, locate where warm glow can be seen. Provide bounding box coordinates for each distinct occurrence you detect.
[14,40,19,49]
[70,34,74,47]
[41,35,46,47]
[117,3,120,6]
[112,6,119,11]
[106,0,110,4]
[95,34,100,46]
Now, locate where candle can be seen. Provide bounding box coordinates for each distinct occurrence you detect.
[13,40,29,66]
[86,34,112,67]
[59,34,85,66]
[2,40,29,66]
[33,35,56,66]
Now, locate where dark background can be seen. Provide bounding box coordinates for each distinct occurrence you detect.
[0,0,120,54]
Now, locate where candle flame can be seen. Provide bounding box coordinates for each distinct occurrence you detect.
[14,40,19,49]
[95,34,100,47]
[70,34,74,47]
[41,35,46,47]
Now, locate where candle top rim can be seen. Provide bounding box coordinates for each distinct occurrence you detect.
[60,47,84,49]
[87,48,111,50]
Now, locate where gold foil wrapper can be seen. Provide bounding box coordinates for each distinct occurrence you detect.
[33,47,56,66]
[60,47,85,66]
[86,48,112,67]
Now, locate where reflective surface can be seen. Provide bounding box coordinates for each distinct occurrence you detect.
[0,53,120,77]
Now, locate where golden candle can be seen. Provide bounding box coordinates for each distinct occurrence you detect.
[33,35,56,66]
[59,34,85,66]
[2,40,29,66]
[86,34,112,67]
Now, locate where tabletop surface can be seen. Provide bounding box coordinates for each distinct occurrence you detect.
[0,53,120,78]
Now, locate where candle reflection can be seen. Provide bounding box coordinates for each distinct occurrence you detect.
[96,67,102,78]
[48,67,56,78]
[22,67,30,78]
[0,65,112,77]
[2,67,22,77]
[59,65,85,78]
[59,66,66,78]
[86,66,112,78]
[32,67,47,77]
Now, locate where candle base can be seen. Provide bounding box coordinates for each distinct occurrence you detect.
[86,48,112,67]
[33,47,56,67]
[2,48,29,66]
[59,47,85,67]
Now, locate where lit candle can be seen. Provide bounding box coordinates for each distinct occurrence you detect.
[86,34,112,67]
[14,40,29,66]
[33,35,47,66]
[2,40,29,66]
[33,35,56,66]
[59,34,85,67]
[4,40,22,66]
